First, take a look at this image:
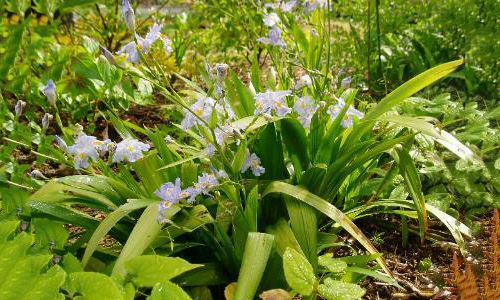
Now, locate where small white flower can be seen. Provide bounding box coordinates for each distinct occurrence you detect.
[163,36,173,54]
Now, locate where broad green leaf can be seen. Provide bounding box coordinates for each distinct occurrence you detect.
[68,272,124,300]
[344,267,402,289]
[148,281,193,300]
[282,247,316,296]
[32,218,69,250]
[244,186,259,232]
[317,278,365,300]
[24,265,66,300]
[125,255,201,287]
[318,255,347,273]
[234,233,274,300]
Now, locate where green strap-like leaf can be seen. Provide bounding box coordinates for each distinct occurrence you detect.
[365,59,464,121]
[82,199,152,267]
[233,233,274,300]
[263,182,393,278]
[112,203,180,277]
[396,148,428,242]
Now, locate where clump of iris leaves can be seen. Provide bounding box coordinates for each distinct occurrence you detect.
[0,0,498,300]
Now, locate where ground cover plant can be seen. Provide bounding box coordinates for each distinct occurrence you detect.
[1,0,499,299]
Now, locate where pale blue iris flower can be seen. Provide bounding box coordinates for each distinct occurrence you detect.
[265,0,296,12]
[99,45,118,65]
[206,143,215,157]
[327,98,364,128]
[294,74,312,89]
[214,123,242,146]
[156,171,225,220]
[116,41,140,63]
[293,95,318,127]
[121,0,135,30]
[155,178,192,220]
[304,0,327,13]
[263,12,280,27]
[67,134,110,169]
[164,135,174,144]
[112,138,150,163]
[281,0,297,12]
[42,113,53,130]
[241,152,265,176]
[257,26,286,47]
[41,80,56,106]
[181,97,216,130]
[164,37,173,54]
[341,76,351,89]
[254,90,292,117]
[15,100,26,116]
[54,135,68,152]
[137,23,163,54]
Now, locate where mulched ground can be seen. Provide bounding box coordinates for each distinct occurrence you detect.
[358,210,498,299]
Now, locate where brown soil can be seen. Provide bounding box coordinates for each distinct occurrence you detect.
[357,211,496,299]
